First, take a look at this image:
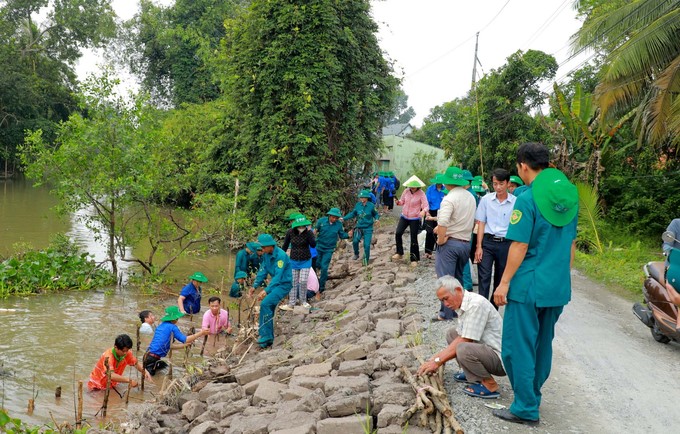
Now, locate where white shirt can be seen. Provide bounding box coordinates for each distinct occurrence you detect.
[437,187,476,241]
[475,192,516,237]
[139,323,154,335]
[456,291,503,357]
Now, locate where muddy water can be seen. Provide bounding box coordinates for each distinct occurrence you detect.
[0,178,239,426]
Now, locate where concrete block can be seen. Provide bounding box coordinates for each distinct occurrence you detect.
[324,392,370,417]
[293,362,332,377]
[289,375,328,390]
[316,414,372,434]
[376,404,407,428]
[337,360,372,376]
[323,374,370,396]
[252,380,287,405]
[234,362,270,385]
[188,421,219,434]
[375,319,402,337]
[204,385,246,406]
[197,382,241,402]
[181,400,207,422]
[208,398,249,419]
[243,375,272,395]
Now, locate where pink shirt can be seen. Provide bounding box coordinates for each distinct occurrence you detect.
[396,189,429,219]
[202,309,231,334]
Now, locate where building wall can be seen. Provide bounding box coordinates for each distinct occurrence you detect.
[378,136,450,181]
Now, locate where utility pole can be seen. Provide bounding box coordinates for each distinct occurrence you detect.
[471,32,485,179]
[471,32,480,89]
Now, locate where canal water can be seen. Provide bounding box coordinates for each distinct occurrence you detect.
[0,178,238,426]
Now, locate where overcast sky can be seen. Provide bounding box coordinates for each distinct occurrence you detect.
[78,0,590,126]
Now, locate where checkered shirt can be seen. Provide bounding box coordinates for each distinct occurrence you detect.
[456,291,503,356]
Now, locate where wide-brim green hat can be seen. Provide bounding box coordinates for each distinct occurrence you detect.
[161,306,185,322]
[291,216,312,228]
[473,175,484,182]
[532,168,578,227]
[462,170,474,181]
[403,175,426,188]
[471,182,485,193]
[189,271,208,283]
[234,271,247,280]
[509,175,524,186]
[439,167,469,186]
[358,190,372,198]
[429,173,443,184]
[327,207,343,217]
[257,233,277,247]
[286,211,304,221]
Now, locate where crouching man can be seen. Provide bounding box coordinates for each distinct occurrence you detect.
[417,275,506,399]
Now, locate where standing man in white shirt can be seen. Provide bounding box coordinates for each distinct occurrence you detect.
[474,168,516,308]
[434,166,476,320]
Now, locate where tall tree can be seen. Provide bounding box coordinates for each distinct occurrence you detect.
[384,88,415,125]
[573,0,680,148]
[0,0,116,169]
[219,0,398,226]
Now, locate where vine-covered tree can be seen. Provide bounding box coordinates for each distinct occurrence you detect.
[219,0,398,226]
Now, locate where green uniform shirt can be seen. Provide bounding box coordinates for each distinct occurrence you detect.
[506,186,577,307]
[315,217,349,252]
[343,201,379,229]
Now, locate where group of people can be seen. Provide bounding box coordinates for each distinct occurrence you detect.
[408,142,578,427]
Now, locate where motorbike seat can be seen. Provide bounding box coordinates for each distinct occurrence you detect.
[647,261,666,285]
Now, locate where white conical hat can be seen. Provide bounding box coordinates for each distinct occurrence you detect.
[403,175,426,188]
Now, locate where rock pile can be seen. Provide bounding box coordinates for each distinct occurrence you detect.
[114,229,446,434]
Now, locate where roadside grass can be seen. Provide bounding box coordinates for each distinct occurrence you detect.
[575,226,662,299]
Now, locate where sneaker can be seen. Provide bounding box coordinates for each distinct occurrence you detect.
[353,254,359,260]
[391,253,403,260]
[302,302,311,308]
[279,304,294,311]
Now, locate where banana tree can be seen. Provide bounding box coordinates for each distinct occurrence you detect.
[551,83,634,194]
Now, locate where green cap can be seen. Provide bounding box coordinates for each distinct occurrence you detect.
[291,216,312,228]
[246,242,262,252]
[509,175,524,186]
[359,190,372,198]
[327,207,343,217]
[471,182,485,193]
[429,173,443,184]
[161,306,185,322]
[532,168,578,227]
[403,175,425,188]
[462,170,474,181]
[257,233,277,247]
[189,272,208,283]
[439,167,469,186]
[235,271,247,280]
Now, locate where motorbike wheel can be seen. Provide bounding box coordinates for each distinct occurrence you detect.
[651,322,671,344]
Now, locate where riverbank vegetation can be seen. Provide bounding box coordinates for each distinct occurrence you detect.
[2,0,680,287]
[0,235,114,298]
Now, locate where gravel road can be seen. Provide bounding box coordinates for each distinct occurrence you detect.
[410,263,680,433]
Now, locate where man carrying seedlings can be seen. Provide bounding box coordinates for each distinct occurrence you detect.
[143,306,209,375]
[88,334,151,390]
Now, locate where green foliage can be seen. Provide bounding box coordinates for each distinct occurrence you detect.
[410,150,439,187]
[384,88,415,125]
[219,0,398,230]
[0,0,116,170]
[0,408,90,433]
[576,182,603,253]
[0,235,114,298]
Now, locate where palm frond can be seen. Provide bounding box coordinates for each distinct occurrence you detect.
[576,181,603,254]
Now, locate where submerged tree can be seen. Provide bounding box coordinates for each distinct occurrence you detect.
[218,0,398,226]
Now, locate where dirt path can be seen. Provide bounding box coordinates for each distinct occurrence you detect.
[526,269,680,433]
[415,265,680,433]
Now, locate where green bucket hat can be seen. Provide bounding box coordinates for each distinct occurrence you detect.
[291,216,312,228]
[462,170,474,181]
[532,168,578,227]
[257,233,277,247]
[327,207,343,217]
[161,306,185,322]
[403,175,426,188]
[509,175,524,186]
[246,242,262,252]
[358,190,372,199]
[286,212,304,221]
[473,175,484,183]
[439,167,469,186]
[429,173,443,184]
[471,182,486,193]
[189,271,208,283]
[234,271,248,280]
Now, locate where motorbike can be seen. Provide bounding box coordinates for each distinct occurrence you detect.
[633,231,680,344]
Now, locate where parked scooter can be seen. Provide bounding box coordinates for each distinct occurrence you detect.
[633,231,680,343]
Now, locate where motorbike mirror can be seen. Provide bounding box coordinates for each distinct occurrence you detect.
[662,231,679,243]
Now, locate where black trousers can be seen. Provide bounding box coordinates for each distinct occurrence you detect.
[477,235,511,309]
[395,217,421,261]
[424,209,438,254]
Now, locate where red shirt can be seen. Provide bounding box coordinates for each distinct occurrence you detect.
[87,348,137,390]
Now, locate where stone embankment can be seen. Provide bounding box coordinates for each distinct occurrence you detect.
[110,228,441,434]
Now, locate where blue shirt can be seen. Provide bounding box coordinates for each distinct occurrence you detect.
[663,218,680,253]
[475,192,516,237]
[425,184,446,211]
[180,282,201,314]
[147,321,187,357]
[253,246,293,293]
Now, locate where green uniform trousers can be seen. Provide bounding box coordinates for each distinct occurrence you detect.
[501,285,563,421]
[316,249,334,293]
[353,228,373,265]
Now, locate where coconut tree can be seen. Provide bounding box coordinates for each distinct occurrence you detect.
[572,0,680,148]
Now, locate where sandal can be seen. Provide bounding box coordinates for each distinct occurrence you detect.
[453,372,471,383]
[462,383,500,399]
